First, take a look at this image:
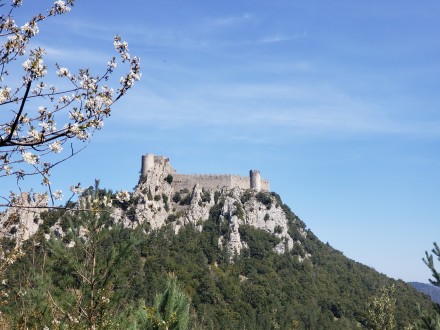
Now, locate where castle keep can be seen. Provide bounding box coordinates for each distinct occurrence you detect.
[140,153,270,192]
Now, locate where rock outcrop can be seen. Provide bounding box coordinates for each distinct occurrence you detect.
[0,155,307,259]
[118,156,302,257]
[0,192,47,245]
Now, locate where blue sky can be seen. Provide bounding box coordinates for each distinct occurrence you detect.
[4,0,440,282]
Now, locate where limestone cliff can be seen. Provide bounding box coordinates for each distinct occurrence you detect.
[0,155,307,259]
[0,192,47,246]
[116,156,305,258]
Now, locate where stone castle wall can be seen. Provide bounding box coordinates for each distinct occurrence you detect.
[261,179,270,191]
[173,174,233,191]
[140,154,270,192]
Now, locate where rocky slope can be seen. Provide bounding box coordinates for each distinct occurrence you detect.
[0,192,47,245]
[118,159,303,257]
[1,158,305,260]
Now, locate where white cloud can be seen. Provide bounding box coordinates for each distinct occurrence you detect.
[111,80,440,139]
[258,31,307,44]
[206,13,254,28]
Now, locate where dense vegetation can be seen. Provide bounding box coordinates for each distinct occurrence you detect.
[0,187,436,329]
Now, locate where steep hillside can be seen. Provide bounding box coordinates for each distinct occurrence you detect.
[0,155,436,329]
[410,282,440,305]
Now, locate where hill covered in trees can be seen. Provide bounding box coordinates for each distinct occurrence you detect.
[0,178,436,329]
[410,282,440,305]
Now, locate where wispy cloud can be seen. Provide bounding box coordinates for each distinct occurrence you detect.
[111,81,440,140]
[258,31,307,44]
[41,45,112,64]
[206,13,254,28]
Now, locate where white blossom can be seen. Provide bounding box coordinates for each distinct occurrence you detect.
[39,121,56,131]
[21,22,39,36]
[22,59,32,70]
[56,67,70,77]
[28,129,42,141]
[0,4,140,198]
[22,56,47,78]
[2,165,11,175]
[70,185,84,195]
[116,190,130,203]
[52,0,71,15]
[59,95,71,103]
[22,152,38,165]
[102,195,112,208]
[49,141,63,153]
[0,87,11,104]
[53,190,63,200]
[108,59,117,68]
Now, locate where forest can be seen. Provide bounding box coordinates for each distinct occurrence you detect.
[0,185,437,329]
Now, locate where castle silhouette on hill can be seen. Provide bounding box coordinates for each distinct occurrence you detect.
[140,153,270,192]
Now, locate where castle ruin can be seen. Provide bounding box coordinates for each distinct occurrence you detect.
[140,153,270,192]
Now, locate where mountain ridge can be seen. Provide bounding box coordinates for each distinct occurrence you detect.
[409,282,440,305]
[0,153,436,328]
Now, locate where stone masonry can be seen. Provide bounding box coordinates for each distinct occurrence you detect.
[140,153,270,192]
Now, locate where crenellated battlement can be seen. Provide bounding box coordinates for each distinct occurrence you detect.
[139,153,269,192]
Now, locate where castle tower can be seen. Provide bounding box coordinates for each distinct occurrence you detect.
[249,170,261,191]
[141,153,155,179]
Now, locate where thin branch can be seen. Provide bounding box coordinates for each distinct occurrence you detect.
[2,80,32,145]
[46,289,67,316]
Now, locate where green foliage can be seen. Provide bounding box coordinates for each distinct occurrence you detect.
[233,201,244,220]
[201,190,211,203]
[147,189,153,201]
[255,191,272,210]
[1,187,436,329]
[214,191,221,205]
[40,209,64,234]
[419,242,440,330]
[165,175,173,184]
[209,201,224,221]
[424,243,440,287]
[143,273,190,330]
[172,192,181,203]
[166,212,183,224]
[366,285,397,330]
[240,190,253,204]
[274,225,283,234]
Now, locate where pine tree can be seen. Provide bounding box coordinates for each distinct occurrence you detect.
[143,273,190,330]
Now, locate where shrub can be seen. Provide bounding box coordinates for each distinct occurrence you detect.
[240,190,253,204]
[201,190,211,203]
[165,174,173,184]
[233,201,244,220]
[214,191,221,204]
[167,214,178,223]
[274,225,283,234]
[180,194,192,206]
[256,192,273,210]
[172,192,181,203]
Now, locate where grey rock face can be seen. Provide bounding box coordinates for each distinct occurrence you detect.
[125,159,302,257]
[0,192,47,245]
[1,156,306,259]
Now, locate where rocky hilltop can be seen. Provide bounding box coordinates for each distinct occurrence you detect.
[117,153,304,257]
[1,153,306,258]
[0,153,435,329]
